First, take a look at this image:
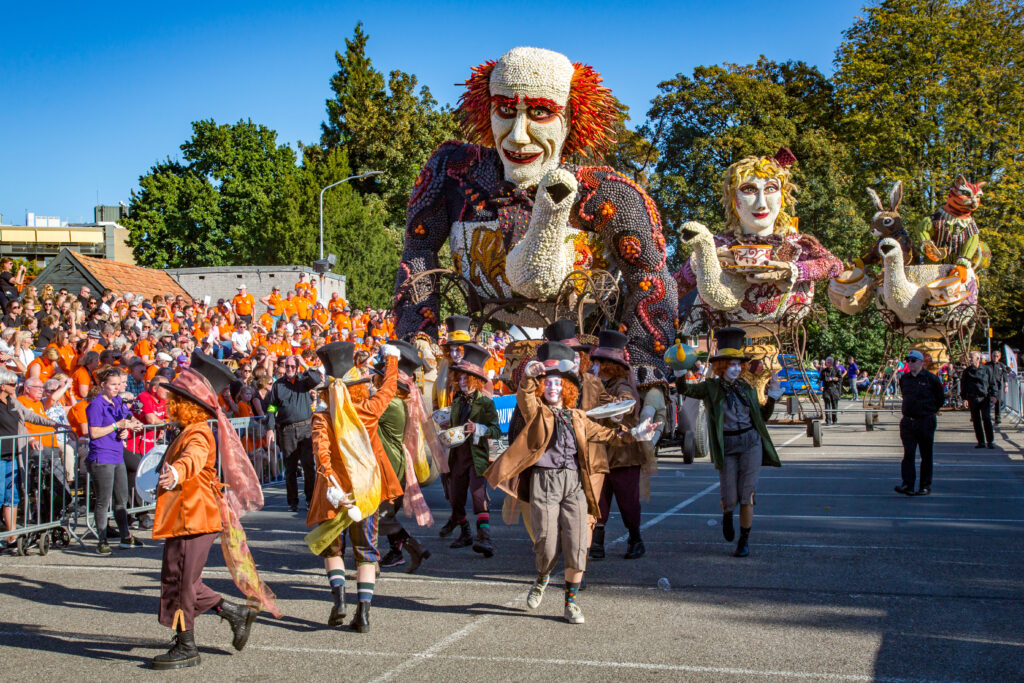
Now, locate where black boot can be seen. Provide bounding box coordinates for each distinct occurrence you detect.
[589,525,606,560]
[449,521,473,548]
[624,529,645,559]
[722,511,735,542]
[472,524,494,558]
[216,599,257,652]
[734,527,750,557]
[404,535,431,574]
[348,600,371,633]
[438,517,459,538]
[151,629,200,670]
[380,534,406,568]
[328,586,346,626]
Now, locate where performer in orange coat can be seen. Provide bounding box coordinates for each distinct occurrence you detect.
[307,341,402,633]
[151,351,276,670]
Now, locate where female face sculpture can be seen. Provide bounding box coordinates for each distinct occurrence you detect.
[734,176,783,237]
[488,47,573,188]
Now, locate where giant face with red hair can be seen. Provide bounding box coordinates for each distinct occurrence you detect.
[395,47,678,392]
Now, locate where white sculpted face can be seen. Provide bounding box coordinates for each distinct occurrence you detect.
[489,47,574,187]
[543,376,563,405]
[734,176,783,236]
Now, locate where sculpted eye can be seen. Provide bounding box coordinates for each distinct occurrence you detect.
[528,106,556,121]
[882,217,894,227]
[738,183,758,194]
[764,182,780,193]
[495,103,517,119]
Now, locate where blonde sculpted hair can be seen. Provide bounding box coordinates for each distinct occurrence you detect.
[721,156,798,235]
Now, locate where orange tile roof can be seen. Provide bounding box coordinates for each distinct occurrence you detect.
[70,251,191,299]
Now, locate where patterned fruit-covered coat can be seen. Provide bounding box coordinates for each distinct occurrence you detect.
[395,141,678,386]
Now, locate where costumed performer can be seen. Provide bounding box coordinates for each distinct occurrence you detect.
[586,329,648,561]
[485,342,660,624]
[306,341,404,633]
[435,343,501,556]
[151,351,278,670]
[675,328,784,558]
[375,340,434,573]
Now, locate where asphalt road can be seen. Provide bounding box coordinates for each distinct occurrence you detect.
[2,401,1022,682]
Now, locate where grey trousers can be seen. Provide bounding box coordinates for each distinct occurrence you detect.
[529,467,588,575]
[720,431,762,513]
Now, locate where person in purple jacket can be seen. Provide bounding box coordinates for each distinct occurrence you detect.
[86,367,143,554]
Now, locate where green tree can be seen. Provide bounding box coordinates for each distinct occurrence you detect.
[320,23,459,229]
[125,120,300,268]
[834,0,1024,344]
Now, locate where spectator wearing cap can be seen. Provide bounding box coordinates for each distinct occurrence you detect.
[231,284,255,326]
[895,349,945,496]
[264,354,322,511]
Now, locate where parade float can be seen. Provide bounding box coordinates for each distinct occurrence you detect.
[675,148,843,446]
[827,177,989,423]
[394,47,679,396]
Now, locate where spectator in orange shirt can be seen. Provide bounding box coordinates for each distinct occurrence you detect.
[327,292,346,315]
[282,291,299,320]
[48,330,77,374]
[311,304,329,333]
[294,272,312,298]
[74,351,100,399]
[260,286,286,324]
[134,332,156,363]
[27,347,61,382]
[232,283,256,324]
[257,310,274,333]
[294,292,311,321]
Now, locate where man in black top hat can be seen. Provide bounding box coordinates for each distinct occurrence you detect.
[434,315,473,410]
[374,340,432,573]
[265,354,323,511]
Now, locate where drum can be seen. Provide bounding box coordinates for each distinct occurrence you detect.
[134,445,167,504]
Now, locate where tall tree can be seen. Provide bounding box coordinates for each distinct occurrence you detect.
[320,23,459,229]
[125,120,299,268]
[834,0,1024,343]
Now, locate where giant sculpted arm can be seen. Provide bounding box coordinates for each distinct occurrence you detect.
[395,143,459,340]
[574,167,677,381]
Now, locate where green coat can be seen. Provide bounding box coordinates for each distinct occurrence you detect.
[676,378,781,471]
[378,397,408,484]
[449,390,502,475]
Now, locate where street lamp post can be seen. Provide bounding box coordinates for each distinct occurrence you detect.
[319,171,382,259]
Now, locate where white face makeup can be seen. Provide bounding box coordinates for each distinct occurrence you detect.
[491,95,568,187]
[450,346,464,363]
[724,361,742,380]
[543,376,563,405]
[458,375,470,393]
[734,176,783,236]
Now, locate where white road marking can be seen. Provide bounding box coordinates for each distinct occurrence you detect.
[643,512,1024,523]
[609,481,721,546]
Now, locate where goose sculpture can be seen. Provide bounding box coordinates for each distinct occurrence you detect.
[876,237,977,331]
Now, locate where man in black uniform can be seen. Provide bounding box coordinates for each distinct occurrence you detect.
[894,350,944,496]
[819,357,843,425]
[987,350,1009,426]
[960,351,995,449]
[266,357,322,511]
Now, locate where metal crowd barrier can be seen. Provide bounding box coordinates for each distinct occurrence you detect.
[4,416,284,555]
[1002,374,1022,426]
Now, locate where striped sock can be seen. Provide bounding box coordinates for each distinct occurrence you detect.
[564,582,580,604]
[328,569,345,606]
[357,582,374,604]
[476,513,489,530]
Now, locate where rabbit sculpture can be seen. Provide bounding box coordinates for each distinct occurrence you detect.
[856,181,913,269]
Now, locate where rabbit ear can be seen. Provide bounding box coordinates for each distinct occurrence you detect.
[866,187,884,212]
[888,181,903,211]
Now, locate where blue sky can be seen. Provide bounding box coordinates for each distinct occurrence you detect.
[0,1,868,224]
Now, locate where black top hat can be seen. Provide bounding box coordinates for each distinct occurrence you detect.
[590,329,631,368]
[444,315,472,345]
[710,327,751,362]
[190,350,236,395]
[317,341,369,385]
[543,319,587,351]
[453,343,491,381]
[373,340,424,392]
[536,341,581,388]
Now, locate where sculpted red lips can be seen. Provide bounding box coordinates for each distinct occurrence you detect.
[502,148,542,164]
[752,211,771,219]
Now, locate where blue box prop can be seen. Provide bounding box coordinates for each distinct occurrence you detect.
[493,394,517,434]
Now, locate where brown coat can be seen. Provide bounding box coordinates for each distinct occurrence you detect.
[484,375,634,516]
[153,423,221,539]
[594,376,644,472]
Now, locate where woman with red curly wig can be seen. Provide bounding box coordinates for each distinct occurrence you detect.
[485,342,660,625]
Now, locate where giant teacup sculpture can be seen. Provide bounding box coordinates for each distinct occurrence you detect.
[395,47,678,395]
[675,149,842,437]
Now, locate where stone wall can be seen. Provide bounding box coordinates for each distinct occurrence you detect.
[165,265,346,308]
